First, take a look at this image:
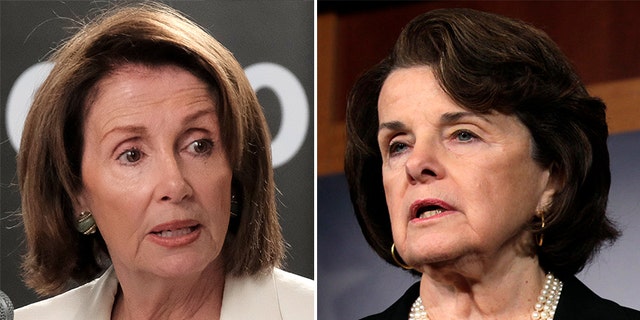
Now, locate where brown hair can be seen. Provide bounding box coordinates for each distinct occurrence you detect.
[18,2,283,296]
[345,8,619,277]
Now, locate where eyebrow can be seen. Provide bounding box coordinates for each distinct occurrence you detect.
[440,111,493,125]
[100,107,216,143]
[181,107,216,126]
[378,111,492,133]
[378,120,407,133]
[100,125,147,144]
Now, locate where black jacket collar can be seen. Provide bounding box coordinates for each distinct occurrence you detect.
[361,276,639,319]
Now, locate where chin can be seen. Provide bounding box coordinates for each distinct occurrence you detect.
[405,239,472,267]
[150,251,220,279]
[407,251,458,267]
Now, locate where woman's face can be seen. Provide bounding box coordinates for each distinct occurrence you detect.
[77,64,232,279]
[377,66,556,269]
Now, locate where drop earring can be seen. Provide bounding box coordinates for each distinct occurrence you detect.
[536,210,545,247]
[391,243,412,270]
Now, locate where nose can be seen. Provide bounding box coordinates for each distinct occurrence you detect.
[156,154,193,203]
[404,141,443,184]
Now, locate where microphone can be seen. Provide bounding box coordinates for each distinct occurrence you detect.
[0,290,13,320]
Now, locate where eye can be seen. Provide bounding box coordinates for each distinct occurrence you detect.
[187,139,214,156]
[389,141,409,156]
[117,148,143,165]
[453,130,477,142]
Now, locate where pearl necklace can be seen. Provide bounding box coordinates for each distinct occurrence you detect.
[531,274,563,319]
[408,273,563,320]
[409,297,427,320]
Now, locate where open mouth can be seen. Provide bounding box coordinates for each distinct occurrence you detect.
[151,224,200,238]
[415,205,446,219]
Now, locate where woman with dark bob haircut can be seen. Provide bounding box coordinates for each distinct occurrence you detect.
[346,8,639,319]
[16,2,312,319]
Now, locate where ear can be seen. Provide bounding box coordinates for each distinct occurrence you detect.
[537,165,563,214]
[72,190,90,219]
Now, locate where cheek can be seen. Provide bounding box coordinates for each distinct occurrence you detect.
[496,154,548,204]
[79,153,147,247]
[82,166,149,220]
[192,168,233,219]
[203,182,231,218]
[86,184,146,239]
[382,169,406,236]
[463,160,545,229]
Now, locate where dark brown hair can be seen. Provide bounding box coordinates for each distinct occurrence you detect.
[345,8,618,277]
[18,2,283,296]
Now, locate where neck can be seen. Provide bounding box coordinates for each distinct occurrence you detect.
[111,262,225,320]
[417,245,546,319]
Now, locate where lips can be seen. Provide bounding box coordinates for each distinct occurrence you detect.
[148,220,201,247]
[410,199,454,220]
[152,226,198,238]
[150,220,200,234]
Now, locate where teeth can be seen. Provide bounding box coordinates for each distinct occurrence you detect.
[156,227,194,238]
[418,208,444,219]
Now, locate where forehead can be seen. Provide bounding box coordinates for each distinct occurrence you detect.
[380,66,440,99]
[377,66,532,137]
[86,63,214,110]
[81,63,220,137]
[97,63,209,93]
[378,66,458,118]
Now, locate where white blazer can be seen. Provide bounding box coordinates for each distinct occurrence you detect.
[15,266,314,319]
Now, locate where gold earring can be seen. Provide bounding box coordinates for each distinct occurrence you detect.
[536,210,545,247]
[76,211,97,235]
[391,243,412,270]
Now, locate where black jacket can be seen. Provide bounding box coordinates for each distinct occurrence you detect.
[361,276,640,319]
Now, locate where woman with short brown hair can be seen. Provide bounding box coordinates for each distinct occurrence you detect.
[16,3,312,319]
[346,8,639,319]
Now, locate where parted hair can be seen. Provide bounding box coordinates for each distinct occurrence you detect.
[345,8,619,277]
[18,2,283,296]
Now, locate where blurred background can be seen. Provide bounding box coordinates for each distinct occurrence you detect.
[0,0,313,308]
[318,2,640,319]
